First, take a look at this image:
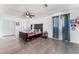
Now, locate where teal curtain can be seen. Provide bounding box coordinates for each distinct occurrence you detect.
[53,16,59,38]
[62,14,70,41]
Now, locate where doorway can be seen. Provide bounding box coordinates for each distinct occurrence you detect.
[61,14,70,41]
[53,16,59,39]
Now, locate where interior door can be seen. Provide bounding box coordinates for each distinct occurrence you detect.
[53,16,59,39]
[61,14,70,41]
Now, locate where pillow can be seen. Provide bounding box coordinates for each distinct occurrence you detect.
[38,29,41,32]
[34,29,38,32]
[28,32,34,35]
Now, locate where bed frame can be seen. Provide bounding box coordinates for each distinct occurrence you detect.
[19,32,43,42]
[19,24,43,42]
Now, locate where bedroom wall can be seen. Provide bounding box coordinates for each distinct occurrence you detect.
[32,6,79,44]
[15,18,32,35]
[0,20,3,37]
[0,16,32,37]
[70,7,79,44]
[32,11,69,39]
[32,16,53,38]
[1,6,79,44]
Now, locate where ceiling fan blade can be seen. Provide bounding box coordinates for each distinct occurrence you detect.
[29,15,32,18]
[30,15,35,17]
[26,12,30,16]
[44,4,48,7]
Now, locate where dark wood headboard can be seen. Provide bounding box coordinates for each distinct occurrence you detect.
[34,24,43,32]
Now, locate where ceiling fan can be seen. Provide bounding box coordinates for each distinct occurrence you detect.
[23,9,35,18]
[44,4,48,7]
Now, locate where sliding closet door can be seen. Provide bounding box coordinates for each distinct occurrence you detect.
[61,14,70,41]
[53,16,59,39]
[3,20,15,36]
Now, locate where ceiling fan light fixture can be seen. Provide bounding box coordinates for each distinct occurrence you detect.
[44,4,48,7]
[26,16,29,17]
[23,9,35,18]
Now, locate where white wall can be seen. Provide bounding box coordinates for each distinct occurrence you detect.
[1,6,79,44]
[32,16,53,38]
[70,7,79,44]
[0,15,32,37]
[0,20,3,37]
[32,7,79,44]
[32,11,70,39]
[15,19,32,35]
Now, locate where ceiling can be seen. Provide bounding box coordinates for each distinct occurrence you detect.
[0,4,79,19]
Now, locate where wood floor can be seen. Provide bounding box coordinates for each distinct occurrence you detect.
[0,36,79,54]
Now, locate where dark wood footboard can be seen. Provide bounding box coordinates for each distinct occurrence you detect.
[19,32,43,42]
[19,32,28,41]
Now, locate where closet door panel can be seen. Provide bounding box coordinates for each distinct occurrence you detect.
[3,20,15,36]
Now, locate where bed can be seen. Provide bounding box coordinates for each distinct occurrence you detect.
[19,24,43,42]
